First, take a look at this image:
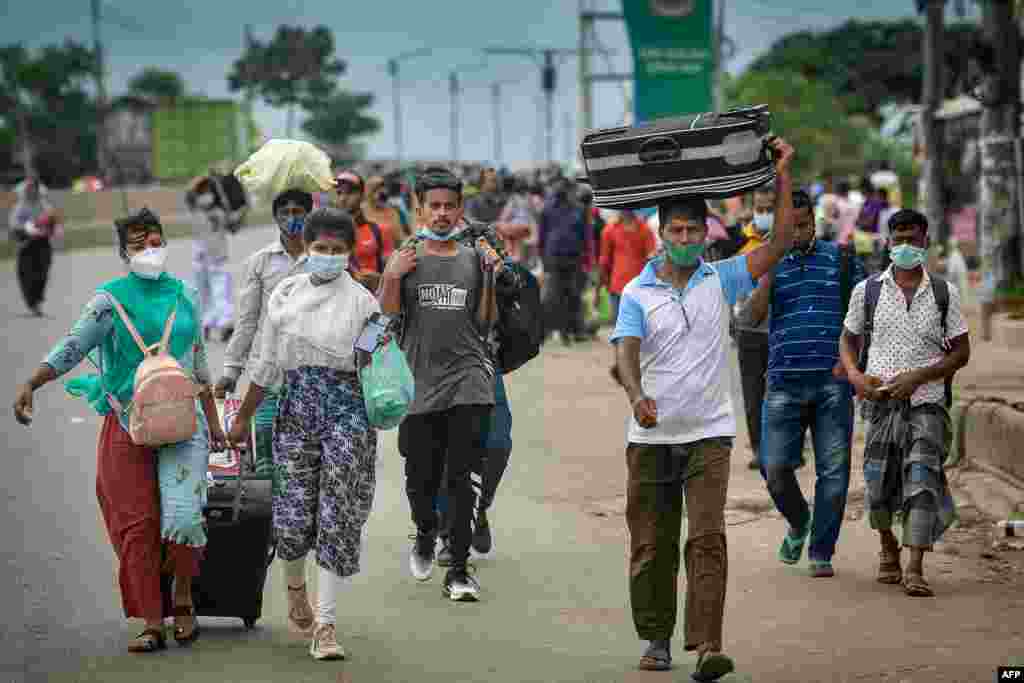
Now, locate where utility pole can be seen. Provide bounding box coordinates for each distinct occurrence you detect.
[387,48,432,167]
[483,45,612,166]
[91,0,109,183]
[578,0,594,134]
[919,0,947,249]
[243,25,257,156]
[492,82,502,165]
[450,72,460,164]
[977,0,1022,339]
[714,0,726,112]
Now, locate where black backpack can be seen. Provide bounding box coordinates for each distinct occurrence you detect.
[858,272,953,408]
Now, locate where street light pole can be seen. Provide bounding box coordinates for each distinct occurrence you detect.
[91,0,108,182]
[492,83,502,165]
[450,72,460,164]
[388,59,402,165]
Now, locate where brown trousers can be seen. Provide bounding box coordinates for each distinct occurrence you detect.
[626,438,731,649]
[95,414,202,620]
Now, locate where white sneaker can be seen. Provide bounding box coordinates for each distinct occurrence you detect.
[310,623,346,661]
[409,533,435,582]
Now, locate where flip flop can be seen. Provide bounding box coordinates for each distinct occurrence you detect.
[128,627,167,653]
[903,572,934,597]
[876,550,903,585]
[173,604,201,645]
[638,640,672,671]
[692,650,735,682]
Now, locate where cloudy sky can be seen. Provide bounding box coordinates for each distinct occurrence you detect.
[1,0,980,169]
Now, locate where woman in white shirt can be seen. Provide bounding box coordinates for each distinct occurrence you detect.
[227,207,381,661]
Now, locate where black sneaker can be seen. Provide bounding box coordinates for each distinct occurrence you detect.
[472,509,492,555]
[442,566,481,602]
[436,537,453,567]
[409,532,435,582]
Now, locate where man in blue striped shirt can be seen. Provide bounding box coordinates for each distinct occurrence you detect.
[745,190,866,578]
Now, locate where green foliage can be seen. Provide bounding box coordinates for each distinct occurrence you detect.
[227,25,345,114]
[128,67,185,100]
[748,19,984,122]
[0,40,99,186]
[725,69,871,182]
[300,91,380,150]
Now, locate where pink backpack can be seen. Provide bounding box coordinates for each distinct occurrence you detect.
[106,295,198,447]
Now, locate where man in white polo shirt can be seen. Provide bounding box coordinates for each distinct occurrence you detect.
[611,137,795,680]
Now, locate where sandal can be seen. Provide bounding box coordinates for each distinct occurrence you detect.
[876,549,903,585]
[287,583,315,635]
[903,572,935,597]
[173,604,201,645]
[638,640,672,671]
[692,648,735,682]
[128,627,167,653]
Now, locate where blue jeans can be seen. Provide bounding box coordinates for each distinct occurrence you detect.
[759,373,853,562]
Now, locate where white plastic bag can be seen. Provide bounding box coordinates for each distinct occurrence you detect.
[233,139,334,201]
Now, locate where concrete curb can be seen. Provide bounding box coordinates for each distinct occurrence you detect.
[948,399,1024,523]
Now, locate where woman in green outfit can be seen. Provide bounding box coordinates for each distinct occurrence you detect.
[13,208,227,652]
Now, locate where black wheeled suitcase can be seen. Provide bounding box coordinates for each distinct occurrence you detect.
[188,444,276,629]
[579,105,775,209]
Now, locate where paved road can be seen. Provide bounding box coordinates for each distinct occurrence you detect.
[2,228,1022,683]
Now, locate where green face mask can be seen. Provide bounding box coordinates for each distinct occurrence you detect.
[665,241,705,267]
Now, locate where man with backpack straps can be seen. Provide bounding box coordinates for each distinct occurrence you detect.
[745,190,866,578]
[333,169,393,292]
[839,209,970,597]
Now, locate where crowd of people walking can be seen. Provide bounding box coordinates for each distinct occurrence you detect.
[10,134,972,680]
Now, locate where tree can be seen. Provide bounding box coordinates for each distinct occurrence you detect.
[128,67,185,101]
[300,91,380,153]
[0,40,98,183]
[227,25,345,137]
[749,18,987,122]
[724,69,871,182]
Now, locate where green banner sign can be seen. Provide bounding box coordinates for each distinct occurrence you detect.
[622,0,715,122]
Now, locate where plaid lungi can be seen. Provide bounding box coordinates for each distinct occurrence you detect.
[862,400,957,549]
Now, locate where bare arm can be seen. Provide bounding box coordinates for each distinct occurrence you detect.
[378,248,416,316]
[615,337,645,405]
[476,269,497,330]
[911,334,970,384]
[746,138,796,280]
[745,273,773,327]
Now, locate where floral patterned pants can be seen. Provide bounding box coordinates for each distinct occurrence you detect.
[273,367,378,577]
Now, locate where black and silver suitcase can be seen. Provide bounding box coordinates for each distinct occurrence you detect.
[177,445,276,629]
[579,105,775,209]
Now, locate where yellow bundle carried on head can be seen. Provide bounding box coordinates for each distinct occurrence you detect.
[234,139,334,201]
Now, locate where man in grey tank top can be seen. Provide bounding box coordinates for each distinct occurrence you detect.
[378,167,499,602]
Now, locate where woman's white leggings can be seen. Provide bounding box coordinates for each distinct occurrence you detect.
[283,556,351,626]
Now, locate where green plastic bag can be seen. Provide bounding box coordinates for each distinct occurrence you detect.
[360,339,414,430]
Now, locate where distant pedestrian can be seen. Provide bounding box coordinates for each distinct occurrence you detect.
[363,175,410,246]
[465,167,507,225]
[744,190,866,578]
[840,209,970,597]
[538,178,588,346]
[732,184,776,469]
[612,137,795,679]
[333,170,393,292]
[9,176,58,316]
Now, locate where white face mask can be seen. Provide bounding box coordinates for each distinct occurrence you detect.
[129,247,168,280]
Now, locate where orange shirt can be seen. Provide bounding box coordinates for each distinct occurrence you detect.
[600,219,657,295]
[352,222,394,274]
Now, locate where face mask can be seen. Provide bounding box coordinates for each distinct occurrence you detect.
[278,215,305,237]
[665,241,705,267]
[753,213,774,234]
[129,247,168,280]
[306,253,349,280]
[417,226,463,242]
[890,243,926,270]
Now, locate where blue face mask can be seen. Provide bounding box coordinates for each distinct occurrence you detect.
[281,216,304,237]
[890,243,926,270]
[417,226,463,242]
[306,253,349,281]
[752,213,774,235]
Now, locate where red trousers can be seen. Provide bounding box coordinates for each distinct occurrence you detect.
[95,414,203,620]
